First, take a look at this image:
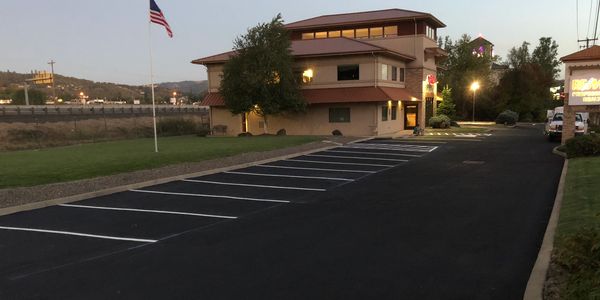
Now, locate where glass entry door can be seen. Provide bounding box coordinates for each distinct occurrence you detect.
[405,105,418,129]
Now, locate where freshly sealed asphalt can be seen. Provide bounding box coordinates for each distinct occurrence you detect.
[0,124,563,299]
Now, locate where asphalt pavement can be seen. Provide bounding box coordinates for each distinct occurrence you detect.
[0,124,563,299]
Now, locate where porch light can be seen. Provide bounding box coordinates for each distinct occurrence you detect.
[387,100,392,108]
[411,97,418,101]
[302,69,314,83]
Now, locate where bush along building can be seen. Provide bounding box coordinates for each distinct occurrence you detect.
[193,9,447,136]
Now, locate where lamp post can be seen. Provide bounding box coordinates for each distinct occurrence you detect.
[470,81,480,122]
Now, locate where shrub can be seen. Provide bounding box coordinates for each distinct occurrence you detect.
[276,128,287,136]
[521,112,533,122]
[238,132,253,137]
[496,110,519,125]
[196,128,210,137]
[332,129,343,136]
[428,114,451,128]
[555,227,600,298]
[157,118,198,137]
[565,134,600,158]
[7,129,46,142]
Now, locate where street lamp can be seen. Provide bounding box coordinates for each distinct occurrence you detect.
[470,81,480,122]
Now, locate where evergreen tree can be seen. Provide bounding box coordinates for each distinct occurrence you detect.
[437,85,456,119]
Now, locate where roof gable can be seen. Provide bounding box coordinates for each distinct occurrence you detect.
[561,45,600,62]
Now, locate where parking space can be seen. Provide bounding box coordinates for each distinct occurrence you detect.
[0,139,440,279]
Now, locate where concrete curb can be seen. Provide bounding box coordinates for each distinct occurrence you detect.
[552,146,567,158]
[523,159,568,300]
[0,141,360,218]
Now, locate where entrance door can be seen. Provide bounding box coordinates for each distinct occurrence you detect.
[405,105,418,129]
[241,113,248,133]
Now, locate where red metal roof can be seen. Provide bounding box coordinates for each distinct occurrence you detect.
[192,38,415,65]
[284,9,445,30]
[561,45,600,62]
[201,87,415,106]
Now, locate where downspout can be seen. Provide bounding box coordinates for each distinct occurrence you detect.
[371,51,378,135]
[413,18,417,57]
[372,52,377,87]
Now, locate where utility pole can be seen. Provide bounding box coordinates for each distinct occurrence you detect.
[48,59,56,101]
[578,37,598,49]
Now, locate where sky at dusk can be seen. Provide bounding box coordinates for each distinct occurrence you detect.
[1,0,594,85]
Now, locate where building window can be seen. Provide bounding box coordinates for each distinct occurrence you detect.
[399,68,405,82]
[392,66,398,81]
[328,30,341,38]
[342,29,355,38]
[382,106,389,121]
[391,105,398,120]
[302,68,314,83]
[384,25,398,37]
[302,32,314,40]
[315,31,327,39]
[355,28,369,39]
[370,27,383,38]
[425,25,436,40]
[381,64,388,80]
[329,107,351,123]
[338,65,360,81]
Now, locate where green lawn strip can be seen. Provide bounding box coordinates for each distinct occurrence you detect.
[552,156,600,298]
[0,135,321,189]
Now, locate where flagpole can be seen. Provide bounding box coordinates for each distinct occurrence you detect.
[148,21,159,153]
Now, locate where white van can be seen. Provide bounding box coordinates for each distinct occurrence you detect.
[545,106,588,141]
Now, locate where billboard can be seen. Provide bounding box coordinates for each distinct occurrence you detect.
[569,69,600,105]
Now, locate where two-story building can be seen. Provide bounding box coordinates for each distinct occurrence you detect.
[193,9,447,136]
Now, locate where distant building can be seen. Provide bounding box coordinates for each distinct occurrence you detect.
[193,9,447,136]
[468,36,494,58]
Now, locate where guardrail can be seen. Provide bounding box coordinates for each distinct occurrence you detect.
[0,105,208,117]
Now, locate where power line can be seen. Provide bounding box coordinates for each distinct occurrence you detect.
[588,0,593,38]
[594,0,600,44]
[577,0,580,41]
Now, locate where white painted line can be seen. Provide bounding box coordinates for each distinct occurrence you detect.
[0,226,157,243]
[341,144,433,153]
[427,146,439,153]
[224,171,354,182]
[59,204,237,219]
[130,189,290,203]
[305,154,408,162]
[324,150,422,158]
[182,179,326,192]
[255,164,376,174]
[288,159,394,167]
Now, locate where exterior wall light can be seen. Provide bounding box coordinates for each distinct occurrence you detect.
[303,69,314,83]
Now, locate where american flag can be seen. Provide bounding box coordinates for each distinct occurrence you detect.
[150,0,173,38]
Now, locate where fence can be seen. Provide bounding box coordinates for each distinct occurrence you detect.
[0,105,209,123]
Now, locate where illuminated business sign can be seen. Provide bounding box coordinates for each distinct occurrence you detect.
[569,69,600,105]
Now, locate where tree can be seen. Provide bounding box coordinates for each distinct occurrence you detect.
[11,89,47,105]
[437,85,456,119]
[531,37,561,84]
[220,14,306,134]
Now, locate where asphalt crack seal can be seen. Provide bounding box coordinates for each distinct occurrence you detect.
[462,160,485,165]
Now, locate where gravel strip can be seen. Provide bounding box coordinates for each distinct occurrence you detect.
[0,136,363,209]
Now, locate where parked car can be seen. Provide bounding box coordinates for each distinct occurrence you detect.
[545,108,587,141]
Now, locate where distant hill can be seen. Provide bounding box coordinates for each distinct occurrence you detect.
[0,71,207,104]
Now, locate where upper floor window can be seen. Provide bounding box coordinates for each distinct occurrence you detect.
[384,26,398,37]
[355,28,369,39]
[370,27,383,38]
[381,64,388,80]
[302,32,314,40]
[425,25,436,40]
[315,31,327,39]
[399,68,405,82]
[338,65,360,81]
[392,66,398,81]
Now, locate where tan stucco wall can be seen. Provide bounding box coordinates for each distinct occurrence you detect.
[210,102,405,136]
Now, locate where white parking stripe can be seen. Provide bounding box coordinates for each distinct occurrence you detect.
[324,150,422,158]
[256,165,376,174]
[182,179,326,192]
[305,154,408,162]
[288,159,394,167]
[0,226,157,243]
[341,144,433,153]
[224,171,354,182]
[59,204,237,219]
[130,189,290,203]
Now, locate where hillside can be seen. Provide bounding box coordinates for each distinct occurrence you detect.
[0,71,207,104]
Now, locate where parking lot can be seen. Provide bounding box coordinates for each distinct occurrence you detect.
[0,139,439,280]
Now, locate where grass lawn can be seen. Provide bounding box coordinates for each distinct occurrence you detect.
[0,135,321,189]
[550,156,600,299]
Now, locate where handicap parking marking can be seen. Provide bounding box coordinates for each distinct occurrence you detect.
[0,226,158,243]
[130,189,291,203]
[224,171,355,182]
[59,204,238,219]
[181,179,327,192]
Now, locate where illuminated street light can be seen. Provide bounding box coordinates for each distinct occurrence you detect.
[470,81,480,122]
